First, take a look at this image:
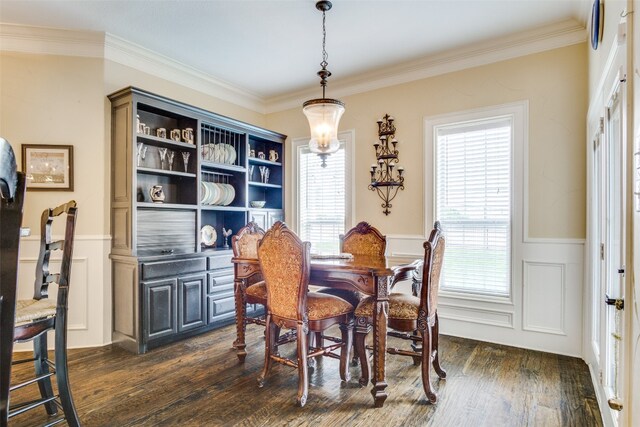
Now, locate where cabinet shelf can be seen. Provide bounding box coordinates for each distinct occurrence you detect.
[249,182,282,189]
[200,205,247,212]
[248,158,281,167]
[137,134,197,150]
[201,161,246,173]
[137,202,198,210]
[137,167,196,178]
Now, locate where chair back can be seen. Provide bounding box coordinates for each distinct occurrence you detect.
[0,138,26,421]
[257,222,311,321]
[232,221,265,259]
[420,221,445,318]
[33,200,78,303]
[340,221,386,258]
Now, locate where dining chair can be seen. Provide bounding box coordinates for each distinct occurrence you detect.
[316,221,386,307]
[232,222,297,361]
[257,221,354,407]
[354,221,446,404]
[0,138,26,424]
[9,200,80,426]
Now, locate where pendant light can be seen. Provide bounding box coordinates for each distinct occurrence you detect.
[303,0,345,168]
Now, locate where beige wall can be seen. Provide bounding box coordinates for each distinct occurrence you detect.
[0,52,107,235]
[0,52,267,236]
[267,44,588,239]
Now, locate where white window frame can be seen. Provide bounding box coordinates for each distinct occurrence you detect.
[291,130,355,246]
[425,101,527,303]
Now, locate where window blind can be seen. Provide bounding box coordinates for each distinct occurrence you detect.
[435,117,511,296]
[299,145,346,253]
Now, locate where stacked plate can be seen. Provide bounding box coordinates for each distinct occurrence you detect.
[201,143,237,165]
[200,182,236,206]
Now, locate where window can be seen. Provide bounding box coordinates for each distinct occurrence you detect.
[293,131,353,253]
[434,116,513,297]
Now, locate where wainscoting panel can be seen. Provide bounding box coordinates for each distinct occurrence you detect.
[13,235,112,350]
[387,235,584,357]
[522,261,566,335]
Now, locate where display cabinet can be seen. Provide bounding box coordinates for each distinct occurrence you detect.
[108,87,285,353]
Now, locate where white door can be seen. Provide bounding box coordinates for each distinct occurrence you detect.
[594,79,626,425]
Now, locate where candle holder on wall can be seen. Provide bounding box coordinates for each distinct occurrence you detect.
[369,114,405,215]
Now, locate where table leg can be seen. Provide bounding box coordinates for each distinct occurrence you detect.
[371,275,389,407]
[233,278,247,362]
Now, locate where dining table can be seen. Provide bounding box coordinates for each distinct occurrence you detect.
[231,253,422,408]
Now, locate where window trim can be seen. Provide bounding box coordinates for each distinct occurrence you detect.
[424,101,527,303]
[291,130,355,238]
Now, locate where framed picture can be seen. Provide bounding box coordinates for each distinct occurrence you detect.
[21,144,74,191]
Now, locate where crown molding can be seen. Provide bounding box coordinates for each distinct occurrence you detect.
[0,23,266,113]
[0,23,104,57]
[1,19,586,116]
[265,19,587,113]
[103,33,265,113]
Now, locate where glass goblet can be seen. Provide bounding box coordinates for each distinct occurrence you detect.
[181,151,191,173]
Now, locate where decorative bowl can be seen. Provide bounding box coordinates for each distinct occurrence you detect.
[250,201,266,208]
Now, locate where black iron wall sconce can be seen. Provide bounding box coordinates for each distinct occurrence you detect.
[369,114,405,215]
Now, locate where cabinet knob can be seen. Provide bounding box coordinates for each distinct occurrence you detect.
[161,249,175,255]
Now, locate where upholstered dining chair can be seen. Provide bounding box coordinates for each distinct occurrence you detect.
[354,221,447,404]
[9,200,80,426]
[257,221,354,407]
[0,138,26,424]
[317,221,387,307]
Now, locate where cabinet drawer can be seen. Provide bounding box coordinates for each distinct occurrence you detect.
[208,252,233,270]
[208,295,236,317]
[141,258,206,280]
[207,271,234,294]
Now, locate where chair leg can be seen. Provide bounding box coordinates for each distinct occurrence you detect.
[233,279,248,362]
[420,327,437,404]
[296,323,309,407]
[432,313,446,379]
[339,320,353,382]
[55,306,80,427]
[33,334,57,416]
[257,314,275,387]
[354,318,371,387]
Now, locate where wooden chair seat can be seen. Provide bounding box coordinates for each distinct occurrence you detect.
[14,298,57,324]
[314,288,363,308]
[307,292,353,320]
[355,293,420,320]
[245,281,267,303]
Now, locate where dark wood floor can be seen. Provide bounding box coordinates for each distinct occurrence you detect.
[9,324,601,426]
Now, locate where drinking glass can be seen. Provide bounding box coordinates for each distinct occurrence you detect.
[158,147,168,170]
[167,150,175,171]
[181,151,190,172]
[137,142,147,167]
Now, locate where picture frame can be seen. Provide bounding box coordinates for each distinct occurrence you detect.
[21,144,74,191]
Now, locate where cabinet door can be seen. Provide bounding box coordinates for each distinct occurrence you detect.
[143,278,178,342]
[250,210,268,230]
[267,210,283,228]
[178,274,207,332]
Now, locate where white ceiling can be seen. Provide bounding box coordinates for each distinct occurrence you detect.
[0,0,589,100]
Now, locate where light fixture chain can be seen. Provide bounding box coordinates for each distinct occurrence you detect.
[321,10,328,69]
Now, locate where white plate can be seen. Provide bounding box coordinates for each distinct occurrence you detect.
[208,182,220,205]
[224,184,235,206]
[202,144,213,162]
[211,182,224,205]
[200,182,209,204]
[226,144,237,165]
[201,225,217,247]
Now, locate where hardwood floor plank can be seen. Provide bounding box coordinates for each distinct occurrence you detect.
[8,325,600,426]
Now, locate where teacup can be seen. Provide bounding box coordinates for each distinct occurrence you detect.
[156,128,167,139]
[170,129,181,141]
[258,152,265,160]
[182,128,194,144]
[143,125,151,135]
